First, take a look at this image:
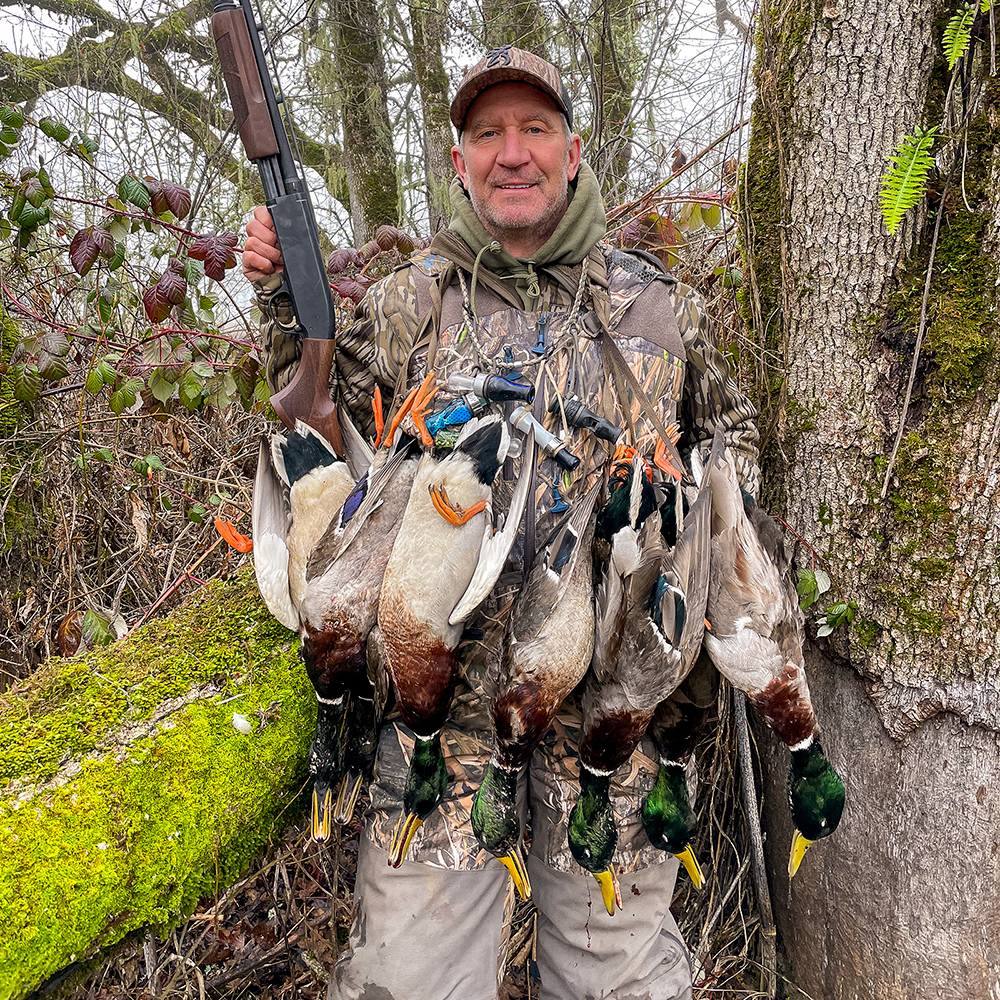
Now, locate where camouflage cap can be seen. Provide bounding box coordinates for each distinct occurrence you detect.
[450,44,573,132]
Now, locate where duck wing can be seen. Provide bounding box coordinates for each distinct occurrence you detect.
[449,432,537,626]
[252,436,297,630]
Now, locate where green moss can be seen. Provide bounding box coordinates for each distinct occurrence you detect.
[739,2,819,507]
[852,617,878,649]
[0,569,314,999]
[0,304,28,550]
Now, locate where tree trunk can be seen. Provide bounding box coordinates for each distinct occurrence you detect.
[408,0,456,233]
[743,2,1000,998]
[481,0,549,54]
[326,0,400,243]
[585,0,642,196]
[0,570,310,1000]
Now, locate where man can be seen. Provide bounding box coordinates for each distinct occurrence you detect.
[243,46,759,1000]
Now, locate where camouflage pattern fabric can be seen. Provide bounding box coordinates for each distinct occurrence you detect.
[253,244,759,497]
[364,704,694,876]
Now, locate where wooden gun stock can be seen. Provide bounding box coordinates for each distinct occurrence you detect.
[271,339,343,456]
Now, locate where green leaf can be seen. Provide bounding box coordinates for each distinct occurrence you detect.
[0,104,24,128]
[13,363,42,402]
[94,446,114,462]
[117,174,151,211]
[187,502,207,524]
[85,367,105,395]
[879,126,938,235]
[149,367,175,403]
[178,369,204,409]
[0,126,18,144]
[82,609,114,648]
[97,359,119,385]
[943,2,977,69]
[39,117,71,142]
[703,204,722,228]
[182,256,204,284]
[108,241,126,271]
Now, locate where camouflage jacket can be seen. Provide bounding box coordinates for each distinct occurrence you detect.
[255,236,760,499]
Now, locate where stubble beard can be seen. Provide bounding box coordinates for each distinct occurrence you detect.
[470,164,570,255]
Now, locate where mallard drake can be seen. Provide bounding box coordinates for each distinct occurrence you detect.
[472,482,600,902]
[695,433,845,876]
[639,680,714,889]
[569,448,712,914]
[252,420,362,839]
[295,440,419,832]
[379,409,531,866]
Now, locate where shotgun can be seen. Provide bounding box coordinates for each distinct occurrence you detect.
[211,0,344,456]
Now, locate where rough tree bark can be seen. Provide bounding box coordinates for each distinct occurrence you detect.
[743,2,1000,998]
[325,0,400,243]
[0,570,309,1000]
[407,0,456,232]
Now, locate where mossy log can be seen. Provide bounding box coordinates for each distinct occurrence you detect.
[0,569,309,1000]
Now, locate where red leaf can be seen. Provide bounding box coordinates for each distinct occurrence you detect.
[91,227,114,256]
[162,181,192,219]
[56,611,82,656]
[327,248,351,276]
[143,282,172,323]
[189,233,237,281]
[144,176,166,214]
[336,279,365,303]
[375,224,398,251]
[69,229,99,276]
[345,248,364,268]
[159,265,187,304]
[360,239,380,261]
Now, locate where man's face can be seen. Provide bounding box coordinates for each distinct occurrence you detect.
[452,82,582,257]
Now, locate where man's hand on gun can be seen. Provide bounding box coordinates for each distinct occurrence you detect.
[243,206,284,281]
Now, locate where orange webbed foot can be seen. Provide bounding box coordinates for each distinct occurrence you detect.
[383,385,419,449]
[429,484,487,525]
[372,385,385,448]
[654,425,684,482]
[410,373,439,448]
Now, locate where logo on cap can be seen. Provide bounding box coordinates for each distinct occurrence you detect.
[485,44,513,67]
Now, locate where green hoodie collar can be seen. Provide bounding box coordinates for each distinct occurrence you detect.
[448,160,607,281]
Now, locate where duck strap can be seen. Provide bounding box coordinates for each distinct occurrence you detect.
[387,259,457,417]
[586,247,685,470]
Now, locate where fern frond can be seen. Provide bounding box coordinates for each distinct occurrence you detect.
[981,0,992,13]
[943,2,977,69]
[879,126,938,236]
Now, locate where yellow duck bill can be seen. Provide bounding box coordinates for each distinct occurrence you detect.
[312,783,334,842]
[673,846,705,890]
[334,772,365,826]
[592,867,622,916]
[389,811,424,867]
[788,829,815,877]
[498,846,532,901]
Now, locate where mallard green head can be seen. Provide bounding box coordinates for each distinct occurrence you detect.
[640,764,704,889]
[788,739,845,876]
[388,734,449,867]
[568,768,617,872]
[596,449,657,545]
[568,768,621,915]
[471,762,531,900]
